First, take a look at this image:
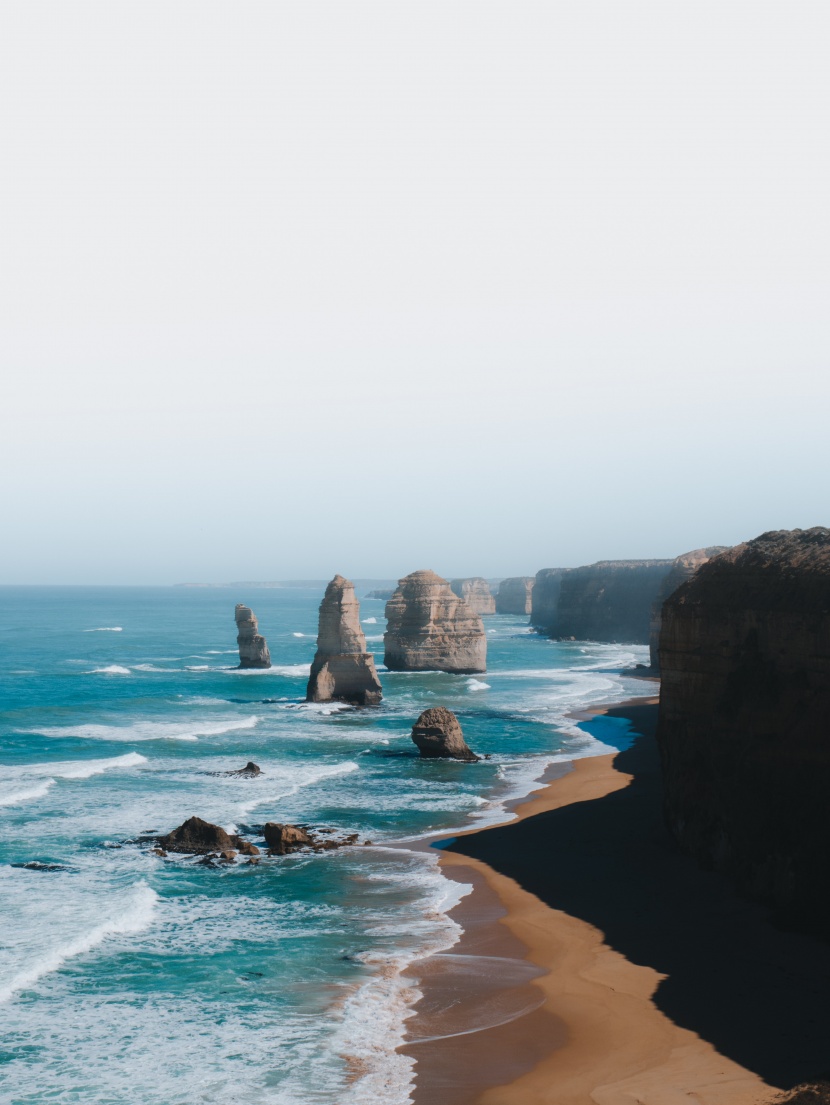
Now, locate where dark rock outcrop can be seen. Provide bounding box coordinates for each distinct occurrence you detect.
[365,588,394,600]
[411,706,479,761]
[648,547,730,669]
[228,761,262,777]
[450,578,496,616]
[530,568,566,632]
[235,604,271,669]
[157,816,260,856]
[384,571,486,673]
[263,822,312,855]
[657,528,830,933]
[306,575,382,705]
[496,576,535,615]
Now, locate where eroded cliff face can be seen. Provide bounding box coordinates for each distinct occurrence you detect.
[450,577,496,616]
[648,547,730,669]
[496,577,535,615]
[530,568,565,632]
[657,528,830,933]
[384,570,487,673]
[306,575,382,705]
[235,604,271,668]
[556,560,673,643]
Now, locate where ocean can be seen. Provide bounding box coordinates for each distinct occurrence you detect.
[0,585,648,1104]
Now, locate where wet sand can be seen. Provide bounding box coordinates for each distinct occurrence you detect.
[403,698,830,1105]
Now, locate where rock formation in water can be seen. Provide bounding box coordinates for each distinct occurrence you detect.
[365,588,395,600]
[306,575,383,705]
[235,604,271,668]
[657,528,830,933]
[530,568,566,632]
[496,576,535,615]
[411,706,479,761]
[384,570,487,673]
[263,822,313,854]
[450,577,496,616]
[648,547,730,669]
[157,816,260,856]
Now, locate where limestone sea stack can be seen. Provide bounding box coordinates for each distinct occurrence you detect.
[411,707,479,761]
[306,575,382,705]
[657,528,830,933]
[648,546,730,669]
[496,576,535,615]
[235,604,271,668]
[384,570,487,673]
[450,577,496,616]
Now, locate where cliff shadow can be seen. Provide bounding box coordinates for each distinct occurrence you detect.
[448,704,830,1090]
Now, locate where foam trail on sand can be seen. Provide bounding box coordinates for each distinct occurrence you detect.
[0,883,158,1004]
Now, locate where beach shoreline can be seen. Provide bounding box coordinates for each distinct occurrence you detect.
[400,690,830,1105]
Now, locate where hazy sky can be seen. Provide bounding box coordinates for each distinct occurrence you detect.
[2,2,828,584]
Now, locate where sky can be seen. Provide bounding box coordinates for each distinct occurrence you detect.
[1,2,828,584]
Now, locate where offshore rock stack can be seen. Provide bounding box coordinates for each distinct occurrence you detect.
[235,604,271,668]
[496,576,535,615]
[450,577,496,616]
[384,570,486,673]
[410,707,479,761]
[306,575,383,705]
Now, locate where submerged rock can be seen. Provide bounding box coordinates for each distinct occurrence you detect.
[450,578,496,616]
[306,575,383,705]
[263,822,313,855]
[411,706,479,761]
[384,570,486,673]
[496,577,535,615]
[157,816,260,856]
[235,604,271,669]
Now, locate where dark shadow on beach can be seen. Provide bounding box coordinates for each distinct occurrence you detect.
[448,703,830,1091]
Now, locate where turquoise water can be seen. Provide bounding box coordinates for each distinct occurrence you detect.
[0,586,649,1104]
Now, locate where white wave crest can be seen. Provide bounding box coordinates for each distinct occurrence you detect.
[84,627,123,632]
[29,717,258,743]
[362,617,377,624]
[0,883,157,1004]
[86,665,131,675]
[465,678,491,691]
[0,780,55,807]
[232,664,311,677]
[292,632,306,637]
[236,760,360,817]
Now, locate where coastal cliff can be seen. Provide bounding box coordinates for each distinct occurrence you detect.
[496,576,535,615]
[450,577,496,616]
[530,568,565,632]
[384,570,487,673]
[657,528,830,933]
[648,547,730,669]
[306,575,382,705]
[235,604,271,668]
[534,556,676,645]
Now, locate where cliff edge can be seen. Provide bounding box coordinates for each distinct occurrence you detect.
[657,527,830,934]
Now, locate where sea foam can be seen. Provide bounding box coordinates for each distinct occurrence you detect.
[0,882,157,1004]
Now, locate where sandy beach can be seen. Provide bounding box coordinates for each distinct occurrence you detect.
[403,698,830,1105]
